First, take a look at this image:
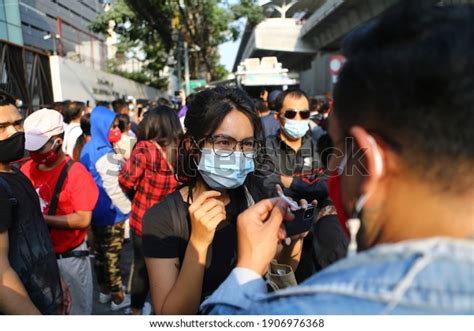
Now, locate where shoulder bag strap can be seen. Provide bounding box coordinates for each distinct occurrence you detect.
[48,159,74,216]
[152,141,175,174]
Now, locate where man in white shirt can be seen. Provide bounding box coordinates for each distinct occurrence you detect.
[62,101,85,157]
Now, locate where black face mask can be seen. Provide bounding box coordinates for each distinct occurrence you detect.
[0,132,25,163]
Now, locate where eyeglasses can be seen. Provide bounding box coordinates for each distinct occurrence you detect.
[0,119,23,134]
[205,135,259,158]
[282,109,311,120]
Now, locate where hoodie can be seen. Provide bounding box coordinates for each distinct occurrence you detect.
[80,106,131,226]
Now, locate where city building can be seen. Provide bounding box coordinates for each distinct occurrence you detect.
[234,0,471,96]
[0,0,162,110]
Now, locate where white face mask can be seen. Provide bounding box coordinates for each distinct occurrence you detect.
[340,136,384,257]
[283,119,310,139]
[197,148,255,189]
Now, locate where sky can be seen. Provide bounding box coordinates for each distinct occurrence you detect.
[218,0,269,73]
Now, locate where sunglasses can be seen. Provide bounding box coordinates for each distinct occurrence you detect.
[282,109,311,120]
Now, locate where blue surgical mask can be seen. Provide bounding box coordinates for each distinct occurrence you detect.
[283,119,309,139]
[197,148,255,189]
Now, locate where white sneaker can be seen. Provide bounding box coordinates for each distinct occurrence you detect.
[111,294,131,311]
[99,285,127,304]
[99,292,111,304]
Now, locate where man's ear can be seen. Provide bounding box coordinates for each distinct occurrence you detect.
[349,126,385,194]
[53,135,64,145]
[274,112,284,125]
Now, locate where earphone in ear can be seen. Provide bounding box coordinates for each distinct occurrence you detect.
[367,135,383,177]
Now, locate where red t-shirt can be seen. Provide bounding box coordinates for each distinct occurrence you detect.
[21,157,99,254]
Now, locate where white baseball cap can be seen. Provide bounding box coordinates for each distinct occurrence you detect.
[24,108,64,151]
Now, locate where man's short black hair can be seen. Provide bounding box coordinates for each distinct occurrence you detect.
[275,88,310,112]
[112,99,128,113]
[96,100,111,109]
[52,101,69,114]
[157,97,172,107]
[0,90,16,107]
[334,0,474,192]
[63,101,85,124]
[254,98,268,113]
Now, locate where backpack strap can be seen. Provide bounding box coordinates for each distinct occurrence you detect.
[48,159,74,216]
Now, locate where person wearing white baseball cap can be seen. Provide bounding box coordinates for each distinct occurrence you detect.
[21,108,99,315]
[23,108,65,153]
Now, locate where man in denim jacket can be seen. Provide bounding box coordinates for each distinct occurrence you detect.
[201,1,474,315]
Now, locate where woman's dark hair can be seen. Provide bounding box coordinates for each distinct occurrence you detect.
[186,93,196,106]
[63,101,85,124]
[117,114,130,133]
[137,105,182,144]
[137,105,183,164]
[178,85,262,184]
[72,113,91,161]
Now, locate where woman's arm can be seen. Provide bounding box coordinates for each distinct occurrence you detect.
[146,235,209,315]
[145,190,226,315]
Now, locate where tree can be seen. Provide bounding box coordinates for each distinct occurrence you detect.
[89,0,264,87]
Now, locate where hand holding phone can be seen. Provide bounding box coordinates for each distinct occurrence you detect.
[284,206,315,237]
[275,184,316,237]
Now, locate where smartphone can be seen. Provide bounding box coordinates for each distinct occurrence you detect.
[174,90,180,97]
[284,206,315,237]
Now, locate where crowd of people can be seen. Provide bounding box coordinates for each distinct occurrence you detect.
[0,1,473,316]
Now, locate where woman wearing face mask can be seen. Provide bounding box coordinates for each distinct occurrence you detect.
[142,86,302,315]
[118,106,183,315]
